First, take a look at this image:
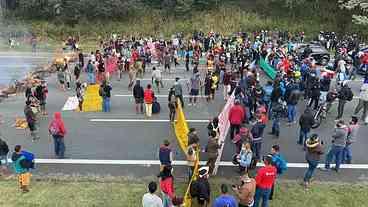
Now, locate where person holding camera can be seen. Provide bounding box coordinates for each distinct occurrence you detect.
[303,134,324,189]
[232,173,256,207]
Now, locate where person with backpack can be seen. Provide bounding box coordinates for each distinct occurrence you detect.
[86,60,96,85]
[303,134,324,189]
[269,145,287,200]
[251,115,266,160]
[24,100,39,142]
[99,80,112,112]
[336,81,354,120]
[144,84,155,117]
[11,145,33,193]
[48,112,67,159]
[190,166,211,206]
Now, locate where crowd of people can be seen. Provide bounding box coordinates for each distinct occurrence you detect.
[0,29,366,207]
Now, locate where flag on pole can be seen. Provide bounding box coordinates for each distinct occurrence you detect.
[174,99,189,153]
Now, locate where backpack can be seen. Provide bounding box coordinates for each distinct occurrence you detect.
[346,88,354,101]
[49,121,60,136]
[190,180,200,198]
[273,154,288,175]
[20,151,35,169]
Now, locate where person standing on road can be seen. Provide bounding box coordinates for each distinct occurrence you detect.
[232,173,256,207]
[133,80,144,114]
[253,155,277,207]
[168,87,177,122]
[320,120,348,172]
[353,78,368,123]
[76,82,85,112]
[213,184,237,207]
[229,99,245,141]
[223,70,232,101]
[250,115,266,161]
[152,67,164,93]
[24,100,39,141]
[49,112,67,159]
[164,52,172,73]
[57,68,66,91]
[142,181,163,207]
[159,140,173,172]
[285,82,300,125]
[336,81,354,120]
[303,134,324,189]
[74,63,81,82]
[205,130,221,175]
[298,108,315,147]
[174,77,184,108]
[34,81,48,116]
[189,70,201,106]
[144,84,155,117]
[99,80,112,112]
[343,116,359,164]
[86,60,96,85]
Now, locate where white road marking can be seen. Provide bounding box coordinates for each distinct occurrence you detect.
[115,94,209,98]
[14,159,368,169]
[90,119,209,123]
[137,78,189,81]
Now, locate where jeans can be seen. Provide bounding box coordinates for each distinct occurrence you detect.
[304,159,319,182]
[287,104,296,123]
[354,99,368,121]
[53,135,65,158]
[337,99,346,119]
[343,144,352,164]
[254,187,272,207]
[103,97,111,112]
[325,145,344,171]
[272,117,280,136]
[87,72,95,84]
[298,128,310,145]
[251,142,262,160]
[145,103,152,117]
[230,124,241,140]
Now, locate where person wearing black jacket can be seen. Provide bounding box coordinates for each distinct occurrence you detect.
[133,80,144,114]
[191,166,211,206]
[320,75,331,103]
[336,81,354,120]
[0,138,9,166]
[298,108,315,146]
[309,79,321,110]
[99,80,112,112]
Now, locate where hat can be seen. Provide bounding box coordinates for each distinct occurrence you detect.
[198,166,209,178]
[306,134,320,148]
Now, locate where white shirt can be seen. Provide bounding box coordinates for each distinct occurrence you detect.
[152,70,162,80]
[142,193,163,207]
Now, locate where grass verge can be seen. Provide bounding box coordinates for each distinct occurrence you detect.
[0,175,367,207]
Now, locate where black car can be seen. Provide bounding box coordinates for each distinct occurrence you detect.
[293,43,331,65]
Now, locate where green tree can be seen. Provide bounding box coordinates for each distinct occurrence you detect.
[339,0,368,25]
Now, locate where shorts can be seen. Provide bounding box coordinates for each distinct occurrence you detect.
[135,98,143,104]
[190,89,199,96]
[18,172,31,186]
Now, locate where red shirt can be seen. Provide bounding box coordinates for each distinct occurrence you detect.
[255,165,277,189]
[160,177,174,199]
[144,89,154,104]
[229,105,245,125]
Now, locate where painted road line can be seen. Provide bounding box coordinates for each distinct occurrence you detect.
[137,78,189,81]
[19,159,368,169]
[90,119,209,123]
[115,94,209,98]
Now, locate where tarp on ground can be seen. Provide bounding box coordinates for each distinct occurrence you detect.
[259,57,277,80]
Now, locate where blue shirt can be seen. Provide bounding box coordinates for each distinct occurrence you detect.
[213,195,237,207]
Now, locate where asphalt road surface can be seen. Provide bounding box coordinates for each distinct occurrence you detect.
[0,54,368,183]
